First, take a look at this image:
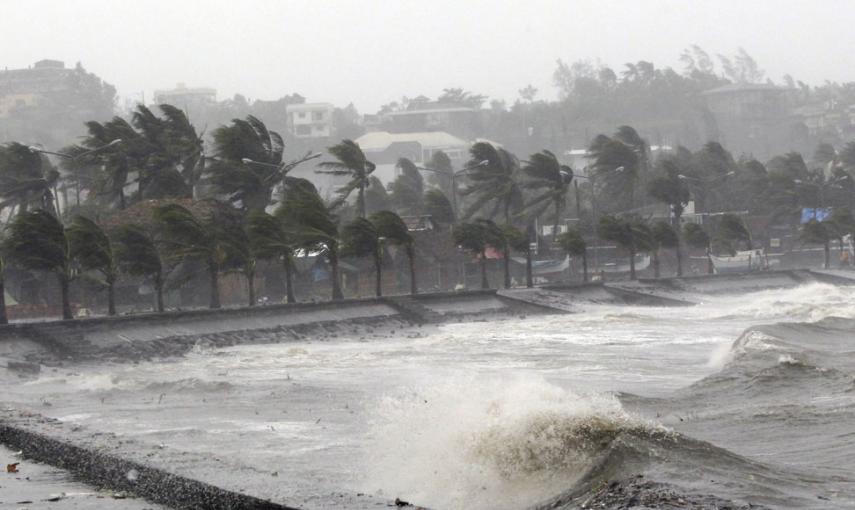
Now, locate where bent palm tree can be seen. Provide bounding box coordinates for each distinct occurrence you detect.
[341,218,383,297]
[388,158,425,215]
[801,219,831,269]
[370,210,416,295]
[461,143,523,224]
[67,216,119,315]
[317,140,376,218]
[0,142,60,216]
[683,223,712,274]
[522,150,573,237]
[154,202,238,309]
[647,157,691,275]
[246,211,297,303]
[4,210,73,319]
[598,215,650,280]
[278,179,343,300]
[113,224,166,312]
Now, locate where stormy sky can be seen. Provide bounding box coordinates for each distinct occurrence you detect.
[2,0,852,112]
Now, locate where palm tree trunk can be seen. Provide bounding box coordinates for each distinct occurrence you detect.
[209,263,221,309]
[247,267,256,307]
[824,241,830,269]
[503,245,511,289]
[479,250,489,289]
[329,250,344,300]
[582,251,589,282]
[284,260,296,304]
[59,272,73,320]
[706,248,714,275]
[553,199,561,240]
[119,190,126,210]
[154,272,165,313]
[653,249,660,279]
[629,249,637,280]
[107,276,116,316]
[407,245,417,295]
[675,212,683,277]
[0,273,7,325]
[357,183,366,219]
[374,250,382,297]
[525,250,533,288]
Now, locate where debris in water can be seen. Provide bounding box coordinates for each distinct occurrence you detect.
[7,462,20,473]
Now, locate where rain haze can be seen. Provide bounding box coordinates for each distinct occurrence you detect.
[2,0,854,111]
[4,1,855,510]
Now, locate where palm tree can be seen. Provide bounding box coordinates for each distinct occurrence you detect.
[453,221,491,289]
[460,142,523,224]
[0,142,60,216]
[113,224,166,312]
[423,189,456,227]
[341,218,383,297]
[80,117,143,210]
[650,221,679,278]
[316,140,376,218]
[67,216,119,315]
[425,150,454,197]
[801,219,831,269]
[716,214,753,254]
[388,158,425,215]
[522,150,573,238]
[502,224,533,288]
[154,202,238,309]
[278,179,343,300]
[246,211,297,303]
[557,229,588,282]
[365,176,392,215]
[598,215,649,280]
[587,134,638,210]
[647,157,691,275]
[371,210,416,295]
[683,223,712,274]
[4,210,73,319]
[210,116,314,212]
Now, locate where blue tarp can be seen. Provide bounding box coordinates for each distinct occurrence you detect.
[801,207,832,223]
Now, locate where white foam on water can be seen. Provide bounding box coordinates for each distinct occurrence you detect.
[361,374,653,510]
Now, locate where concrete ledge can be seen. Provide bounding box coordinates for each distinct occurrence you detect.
[0,421,296,510]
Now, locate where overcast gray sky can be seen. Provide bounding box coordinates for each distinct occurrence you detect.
[3,0,853,112]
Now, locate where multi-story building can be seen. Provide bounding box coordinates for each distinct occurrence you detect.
[379,102,482,140]
[353,130,471,185]
[0,59,72,118]
[286,103,335,138]
[152,83,216,119]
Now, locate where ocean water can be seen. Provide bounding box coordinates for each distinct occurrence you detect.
[5,282,855,509]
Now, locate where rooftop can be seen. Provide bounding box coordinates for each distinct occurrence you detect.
[355,131,469,152]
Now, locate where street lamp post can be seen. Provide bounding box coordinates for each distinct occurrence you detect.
[793,177,847,210]
[29,139,122,212]
[677,171,735,222]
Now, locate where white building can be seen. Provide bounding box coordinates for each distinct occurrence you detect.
[286,103,334,138]
[354,130,471,185]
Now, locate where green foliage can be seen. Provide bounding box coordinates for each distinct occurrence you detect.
[557,229,587,256]
[112,224,162,278]
[425,150,453,193]
[716,214,752,252]
[0,142,60,215]
[370,211,413,248]
[365,176,391,215]
[461,143,523,223]
[651,221,679,249]
[317,140,376,218]
[423,189,455,226]
[388,158,425,215]
[67,216,116,282]
[800,219,830,245]
[502,225,530,253]
[682,223,710,249]
[598,214,649,252]
[587,134,638,209]
[340,217,380,259]
[647,156,690,218]
[3,210,69,274]
[521,150,573,227]
[277,178,339,250]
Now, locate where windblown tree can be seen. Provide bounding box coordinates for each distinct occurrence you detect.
[341,217,383,297]
[715,214,753,254]
[364,176,392,215]
[67,216,119,315]
[79,116,145,209]
[317,140,376,218]
[0,142,60,217]
[460,142,523,223]
[278,178,343,300]
[557,228,588,282]
[370,210,417,295]
[423,189,456,228]
[587,134,638,211]
[4,210,73,319]
[801,219,831,269]
[246,211,297,303]
[683,223,713,274]
[650,221,679,278]
[112,224,166,312]
[154,202,239,309]
[827,207,855,256]
[388,158,425,215]
[647,157,690,275]
[598,214,649,280]
[522,150,573,237]
[502,224,532,288]
[425,150,454,198]
[452,221,498,289]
